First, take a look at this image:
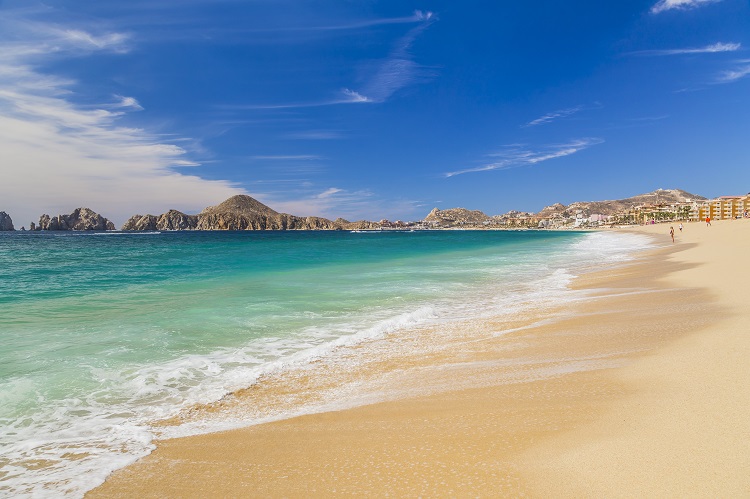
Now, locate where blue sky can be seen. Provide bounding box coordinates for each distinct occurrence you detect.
[1,0,749,226]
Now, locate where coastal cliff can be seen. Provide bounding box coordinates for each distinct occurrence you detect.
[122,210,199,231]
[35,208,115,231]
[0,211,14,231]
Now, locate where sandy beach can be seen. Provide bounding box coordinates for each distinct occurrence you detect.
[89,219,750,497]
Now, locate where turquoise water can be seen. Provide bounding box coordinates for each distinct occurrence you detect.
[0,230,651,496]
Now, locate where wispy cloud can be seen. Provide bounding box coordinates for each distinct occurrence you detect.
[445,139,604,178]
[317,187,343,199]
[251,154,322,161]
[232,10,437,110]
[523,106,583,128]
[285,130,344,140]
[264,187,393,220]
[716,59,750,83]
[352,11,436,103]
[220,88,371,110]
[55,29,130,52]
[631,42,740,56]
[281,10,434,32]
[651,0,723,14]
[0,11,244,226]
[113,95,144,110]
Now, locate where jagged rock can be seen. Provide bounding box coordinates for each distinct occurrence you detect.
[122,214,158,231]
[29,222,36,231]
[36,208,115,231]
[195,195,344,231]
[424,207,491,226]
[122,210,198,231]
[0,211,14,231]
[120,195,386,232]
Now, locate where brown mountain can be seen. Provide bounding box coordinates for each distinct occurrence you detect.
[195,195,337,230]
[537,188,706,217]
[122,195,383,231]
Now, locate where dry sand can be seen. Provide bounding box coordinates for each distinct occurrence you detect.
[89,219,750,498]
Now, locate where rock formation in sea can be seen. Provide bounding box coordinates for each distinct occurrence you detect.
[121,195,384,231]
[195,195,339,230]
[35,208,115,231]
[122,210,199,231]
[0,211,14,231]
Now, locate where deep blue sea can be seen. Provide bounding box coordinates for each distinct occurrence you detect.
[0,229,652,496]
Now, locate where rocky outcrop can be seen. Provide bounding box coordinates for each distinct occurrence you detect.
[0,211,14,231]
[337,219,383,231]
[121,195,381,231]
[195,195,343,231]
[36,208,115,231]
[196,195,283,230]
[122,210,198,231]
[424,207,491,226]
[536,203,567,218]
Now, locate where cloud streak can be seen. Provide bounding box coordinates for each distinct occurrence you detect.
[631,42,740,56]
[650,0,723,14]
[251,155,322,161]
[352,11,436,103]
[523,106,583,127]
[716,59,750,83]
[445,139,604,178]
[231,10,436,110]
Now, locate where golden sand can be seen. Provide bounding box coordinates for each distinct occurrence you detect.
[89,219,750,498]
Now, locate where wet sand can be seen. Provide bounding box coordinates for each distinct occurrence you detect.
[89,219,750,497]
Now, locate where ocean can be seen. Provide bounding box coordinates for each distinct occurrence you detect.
[0,229,653,497]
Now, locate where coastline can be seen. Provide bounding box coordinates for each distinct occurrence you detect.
[89,220,750,497]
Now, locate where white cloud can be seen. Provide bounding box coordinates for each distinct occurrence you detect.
[317,188,343,199]
[114,95,144,110]
[632,42,740,56]
[0,14,244,227]
[341,89,371,103]
[217,10,435,110]
[350,12,436,103]
[716,60,750,82]
[57,29,130,52]
[523,106,582,127]
[251,155,322,161]
[651,0,723,14]
[445,139,604,178]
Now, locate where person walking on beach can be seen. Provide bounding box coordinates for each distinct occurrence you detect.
[670,226,675,243]
[706,216,711,226]
[679,223,683,232]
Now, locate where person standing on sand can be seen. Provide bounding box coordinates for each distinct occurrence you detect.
[670,226,675,243]
[679,223,683,232]
[706,217,711,226]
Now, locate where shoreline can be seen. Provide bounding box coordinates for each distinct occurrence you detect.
[89,220,750,497]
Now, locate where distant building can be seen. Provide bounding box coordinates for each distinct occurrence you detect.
[689,195,750,221]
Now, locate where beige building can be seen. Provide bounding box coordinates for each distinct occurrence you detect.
[689,195,750,221]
